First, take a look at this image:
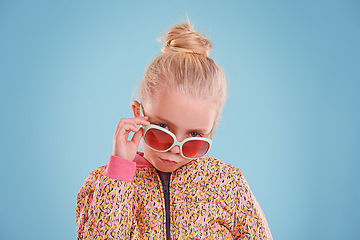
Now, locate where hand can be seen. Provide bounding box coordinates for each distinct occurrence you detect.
[112,116,150,161]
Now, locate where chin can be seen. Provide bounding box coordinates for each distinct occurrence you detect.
[142,149,189,172]
[154,162,177,172]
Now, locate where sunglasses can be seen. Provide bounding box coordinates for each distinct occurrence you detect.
[140,104,212,159]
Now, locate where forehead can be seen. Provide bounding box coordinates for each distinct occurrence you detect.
[143,90,217,131]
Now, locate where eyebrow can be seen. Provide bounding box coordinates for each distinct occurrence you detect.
[151,115,174,126]
[153,115,211,135]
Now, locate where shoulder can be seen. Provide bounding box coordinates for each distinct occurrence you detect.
[196,158,272,239]
[88,165,107,178]
[196,155,245,181]
[80,165,108,187]
[182,155,250,193]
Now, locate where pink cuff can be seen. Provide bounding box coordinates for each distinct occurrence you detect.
[103,155,136,182]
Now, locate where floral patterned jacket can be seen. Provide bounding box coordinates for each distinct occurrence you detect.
[76,153,272,239]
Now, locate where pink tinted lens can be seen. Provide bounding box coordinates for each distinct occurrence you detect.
[144,128,174,150]
[182,140,210,158]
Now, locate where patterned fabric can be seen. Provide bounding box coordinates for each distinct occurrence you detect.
[76,155,272,239]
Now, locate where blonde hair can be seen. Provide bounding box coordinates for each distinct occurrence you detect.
[139,23,227,118]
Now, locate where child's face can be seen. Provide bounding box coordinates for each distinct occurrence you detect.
[139,90,217,173]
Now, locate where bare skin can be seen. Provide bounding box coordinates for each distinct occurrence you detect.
[112,89,217,176]
[112,116,150,161]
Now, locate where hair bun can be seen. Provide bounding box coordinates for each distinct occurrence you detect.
[161,23,212,57]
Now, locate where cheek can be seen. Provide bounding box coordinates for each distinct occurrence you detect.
[140,141,150,154]
[141,141,158,158]
[140,140,145,151]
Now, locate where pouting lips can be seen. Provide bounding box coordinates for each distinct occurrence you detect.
[160,158,178,166]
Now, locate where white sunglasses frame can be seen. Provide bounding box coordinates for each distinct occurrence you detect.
[139,103,212,159]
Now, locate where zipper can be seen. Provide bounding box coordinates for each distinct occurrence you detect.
[157,170,171,240]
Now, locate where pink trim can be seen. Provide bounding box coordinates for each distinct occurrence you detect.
[102,153,153,182]
[103,155,136,182]
[133,152,153,168]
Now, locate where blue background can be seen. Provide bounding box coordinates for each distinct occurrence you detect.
[1,0,359,239]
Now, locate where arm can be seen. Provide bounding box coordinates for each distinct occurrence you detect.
[76,169,97,239]
[76,155,138,239]
[76,111,149,239]
[250,191,273,239]
[232,174,273,240]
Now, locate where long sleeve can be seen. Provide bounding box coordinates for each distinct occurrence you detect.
[103,155,137,181]
[76,169,96,239]
[232,174,273,239]
[251,193,273,239]
[76,156,140,239]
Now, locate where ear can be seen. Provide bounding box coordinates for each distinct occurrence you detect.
[131,101,141,118]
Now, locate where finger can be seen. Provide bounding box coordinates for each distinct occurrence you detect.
[114,122,138,140]
[113,117,150,140]
[116,124,140,139]
[132,117,150,126]
[117,118,149,131]
[114,119,139,135]
[131,128,143,146]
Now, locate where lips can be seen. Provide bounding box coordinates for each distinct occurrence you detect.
[160,158,178,166]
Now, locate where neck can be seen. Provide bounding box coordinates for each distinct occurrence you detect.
[156,169,171,180]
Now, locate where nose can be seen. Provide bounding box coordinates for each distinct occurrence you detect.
[169,144,181,154]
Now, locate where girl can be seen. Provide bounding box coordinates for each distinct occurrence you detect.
[76,23,272,239]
